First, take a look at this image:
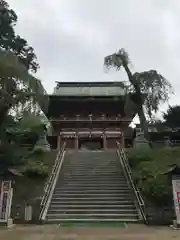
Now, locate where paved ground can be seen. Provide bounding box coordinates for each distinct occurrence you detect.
[0,224,179,239]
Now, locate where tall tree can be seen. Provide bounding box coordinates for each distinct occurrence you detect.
[104,48,173,142]
[0,1,48,127]
[0,0,39,72]
[0,50,48,127]
[163,105,180,128]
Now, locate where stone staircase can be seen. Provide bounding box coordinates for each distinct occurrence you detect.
[45,150,140,223]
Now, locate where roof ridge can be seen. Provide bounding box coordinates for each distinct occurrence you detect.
[55,81,125,88]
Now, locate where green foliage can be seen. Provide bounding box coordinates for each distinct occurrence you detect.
[0,141,26,175]
[18,115,46,136]
[23,149,51,178]
[128,147,180,206]
[0,1,39,72]
[0,50,48,123]
[24,161,49,178]
[0,113,52,178]
[0,2,50,179]
[139,174,172,206]
[134,71,173,119]
[127,148,153,168]
[0,1,48,128]
[163,105,180,128]
[104,48,173,119]
[104,48,173,143]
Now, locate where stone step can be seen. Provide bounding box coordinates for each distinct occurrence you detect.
[62,165,119,168]
[64,156,118,159]
[63,163,119,165]
[45,150,140,223]
[54,189,131,194]
[51,196,133,201]
[55,185,128,190]
[56,182,127,186]
[57,183,127,187]
[59,176,125,180]
[62,173,124,176]
[54,191,131,195]
[57,180,126,184]
[56,183,127,187]
[46,213,138,220]
[61,171,122,174]
[50,200,134,205]
[49,204,136,209]
[48,209,137,215]
[62,167,120,170]
[45,218,139,223]
[63,162,119,165]
[62,166,120,169]
[57,180,126,183]
[52,192,132,197]
[60,174,125,178]
[61,175,123,178]
[58,180,127,184]
[55,185,127,188]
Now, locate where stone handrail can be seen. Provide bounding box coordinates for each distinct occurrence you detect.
[39,142,66,221]
[116,141,147,224]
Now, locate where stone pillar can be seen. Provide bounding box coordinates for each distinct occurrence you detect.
[121,132,125,149]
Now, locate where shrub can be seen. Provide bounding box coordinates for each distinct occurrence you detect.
[24,161,49,178]
[127,148,153,168]
[22,149,52,178]
[128,147,180,206]
[141,175,172,206]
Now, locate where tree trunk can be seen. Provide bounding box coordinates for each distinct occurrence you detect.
[122,60,150,144]
[137,105,149,141]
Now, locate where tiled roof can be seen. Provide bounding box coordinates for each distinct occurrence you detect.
[53,81,126,96]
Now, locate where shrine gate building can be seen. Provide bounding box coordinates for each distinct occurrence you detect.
[47,82,136,150]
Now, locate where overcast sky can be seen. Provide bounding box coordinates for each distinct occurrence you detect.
[8,0,180,115]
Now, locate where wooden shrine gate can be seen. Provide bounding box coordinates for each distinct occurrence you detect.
[57,129,125,150]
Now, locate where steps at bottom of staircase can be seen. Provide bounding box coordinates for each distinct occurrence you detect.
[48,209,137,215]
[46,213,139,223]
[45,218,139,224]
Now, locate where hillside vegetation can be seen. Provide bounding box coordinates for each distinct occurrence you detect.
[127,147,180,206]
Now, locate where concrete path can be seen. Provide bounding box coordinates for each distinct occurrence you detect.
[0,224,179,239]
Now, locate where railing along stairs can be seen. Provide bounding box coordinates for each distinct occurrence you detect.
[39,142,66,222]
[116,142,147,224]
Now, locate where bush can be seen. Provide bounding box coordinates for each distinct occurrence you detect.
[128,147,180,206]
[24,161,49,178]
[22,149,52,178]
[127,148,153,168]
[0,141,28,175]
